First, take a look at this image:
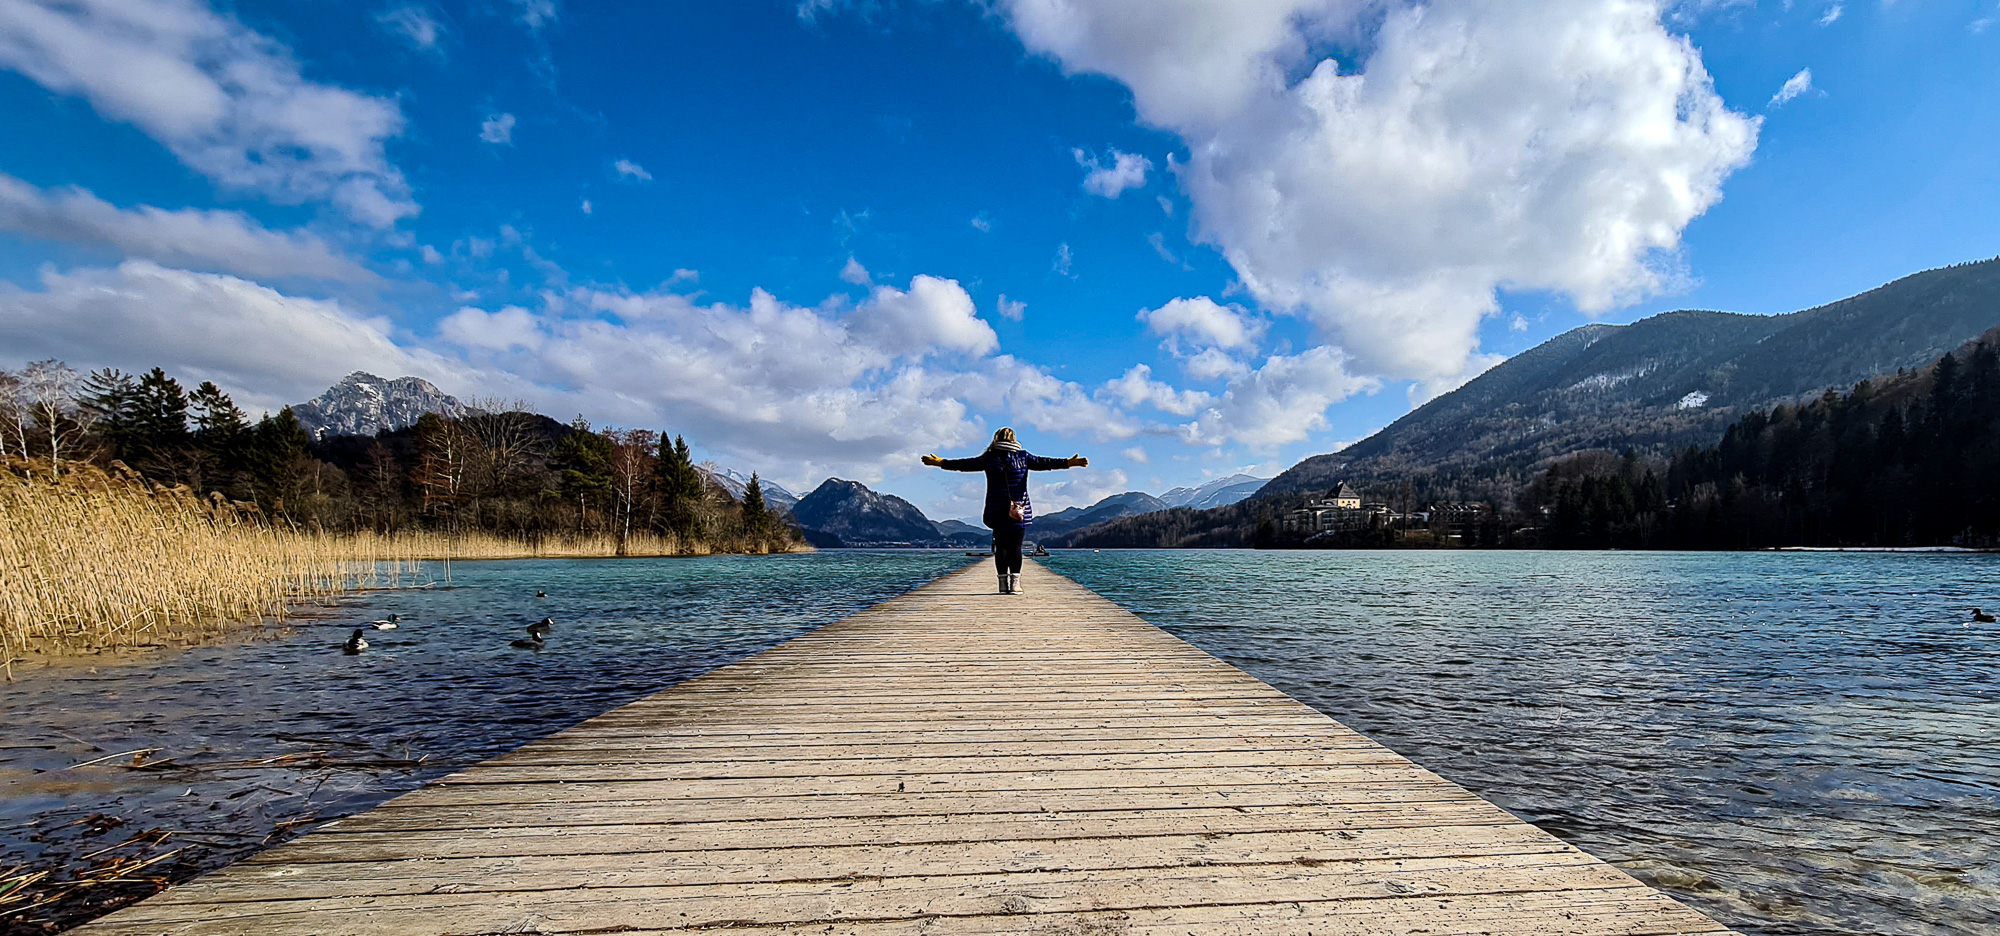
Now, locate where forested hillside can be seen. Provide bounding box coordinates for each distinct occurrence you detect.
[0,363,800,554]
[1269,257,2000,496]
[1528,326,2000,548]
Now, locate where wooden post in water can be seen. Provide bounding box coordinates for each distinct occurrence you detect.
[73,560,1739,935]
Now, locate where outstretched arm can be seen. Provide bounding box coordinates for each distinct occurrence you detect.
[923,453,986,471]
[1027,453,1087,470]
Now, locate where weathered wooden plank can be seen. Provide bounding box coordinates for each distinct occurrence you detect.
[72,560,1737,936]
[251,809,1533,863]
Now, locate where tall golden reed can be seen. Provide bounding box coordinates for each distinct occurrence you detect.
[0,469,415,665]
[0,468,785,665]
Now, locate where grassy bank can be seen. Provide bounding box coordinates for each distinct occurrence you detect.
[0,467,807,665]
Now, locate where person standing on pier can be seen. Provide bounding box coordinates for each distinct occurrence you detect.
[923,428,1087,595]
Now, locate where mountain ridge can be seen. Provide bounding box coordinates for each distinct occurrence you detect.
[291,372,471,441]
[1267,256,2000,495]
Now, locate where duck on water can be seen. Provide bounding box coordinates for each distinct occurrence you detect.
[510,618,555,650]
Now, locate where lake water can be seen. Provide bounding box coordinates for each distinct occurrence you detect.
[4,549,1996,935]
[1043,550,2000,936]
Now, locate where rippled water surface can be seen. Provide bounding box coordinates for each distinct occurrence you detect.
[1043,550,2000,936]
[1,550,968,928]
[8,550,1998,936]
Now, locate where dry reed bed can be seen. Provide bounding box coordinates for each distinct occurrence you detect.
[0,470,425,664]
[1,469,805,663]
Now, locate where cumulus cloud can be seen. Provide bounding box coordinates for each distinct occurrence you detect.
[1120,446,1150,464]
[1074,146,1153,198]
[1138,296,1264,352]
[0,0,416,226]
[852,275,998,358]
[1180,346,1378,449]
[614,158,652,181]
[0,173,373,282]
[1104,364,1212,416]
[480,112,516,144]
[996,294,1026,321]
[452,278,1103,484]
[1769,68,1813,107]
[0,255,1136,487]
[1000,0,1757,384]
[1031,466,1133,512]
[0,261,457,411]
[377,5,445,50]
[1183,347,1248,381]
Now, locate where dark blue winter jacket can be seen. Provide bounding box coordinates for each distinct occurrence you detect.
[936,447,1073,530]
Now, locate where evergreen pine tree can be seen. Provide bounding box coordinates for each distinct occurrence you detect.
[742,472,769,535]
[78,368,139,459]
[653,432,707,537]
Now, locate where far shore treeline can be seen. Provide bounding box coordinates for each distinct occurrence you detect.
[1059,328,2000,551]
[0,363,803,555]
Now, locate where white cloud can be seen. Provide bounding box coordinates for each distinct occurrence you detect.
[852,275,997,358]
[1769,68,1813,107]
[0,172,373,282]
[614,158,652,181]
[1104,364,1212,416]
[996,294,1026,321]
[0,261,458,411]
[1053,241,1073,277]
[1000,0,1757,386]
[0,257,1131,489]
[1138,296,1264,351]
[1818,4,1843,26]
[376,5,444,50]
[840,255,872,285]
[1179,346,1379,449]
[438,305,542,352]
[1030,467,1132,512]
[976,356,1139,441]
[579,199,592,215]
[1121,446,1149,464]
[1183,347,1248,381]
[471,280,1098,484]
[0,0,416,226]
[480,112,516,144]
[420,244,443,264]
[969,212,992,232]
[1073,146,1153,198]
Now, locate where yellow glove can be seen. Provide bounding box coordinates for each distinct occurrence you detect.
[922,454,943,467]
[1068,454,1088,467]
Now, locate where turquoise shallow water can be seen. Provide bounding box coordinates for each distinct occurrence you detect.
[5,549,1996,935]
[1043,549,2000,936]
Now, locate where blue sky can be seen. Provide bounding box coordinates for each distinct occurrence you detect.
[0,0,1995,519]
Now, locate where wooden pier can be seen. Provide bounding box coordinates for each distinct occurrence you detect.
[77,561,1736,935]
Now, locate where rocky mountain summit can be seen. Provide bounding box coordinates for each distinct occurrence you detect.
[291,373,471,441]
[699,462,798,511]
[790,479,941,546]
